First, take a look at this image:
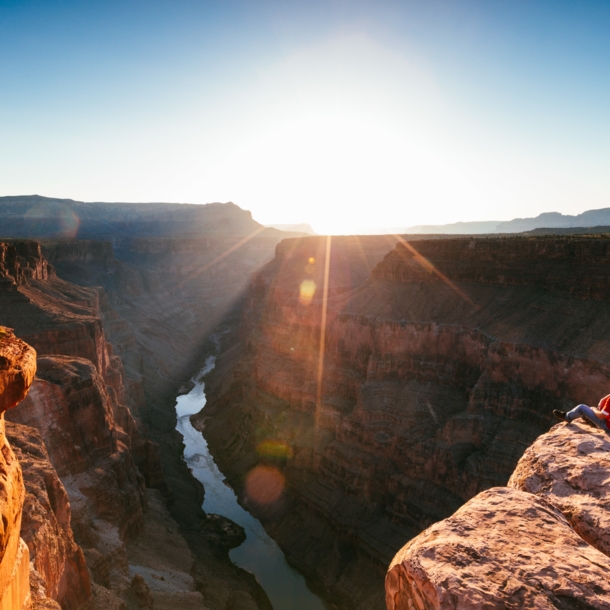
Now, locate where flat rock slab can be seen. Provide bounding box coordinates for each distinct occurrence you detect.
[386,487,610,610]
[509,421,610,558]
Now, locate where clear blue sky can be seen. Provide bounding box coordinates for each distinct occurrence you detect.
[1,0,609,233]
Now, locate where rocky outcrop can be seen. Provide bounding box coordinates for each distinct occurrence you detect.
[200,234,610,609]
[386,485,610,610]
[509,420,610,559]
[0,328,37,610]
[386,421,610,609]
[8,356,146,589]
[0,241,52,288]
[6,421,91,610]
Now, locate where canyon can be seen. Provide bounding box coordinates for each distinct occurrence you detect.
[1,198,610,610]
[0,202,304,609]
[197,234,610,609]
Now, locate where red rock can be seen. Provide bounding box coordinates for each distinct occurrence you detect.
[6,421,91,610]
[386,487,610,610]
[0,327,37,411]
[202,234,610,608]
[509,421,610,558]
[0,326,37,610]
[7,356,146,588]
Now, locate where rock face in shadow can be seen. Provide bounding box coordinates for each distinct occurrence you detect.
[0,235,285,609]
[9,356,146,589]
[6,421,91,610]
[387,422,610,609]
[199,234,610,609]
[0,195,288,240]
[0,328,37,610]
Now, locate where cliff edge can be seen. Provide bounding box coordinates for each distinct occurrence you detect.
[0,328,37,610]
[386,421,610,609]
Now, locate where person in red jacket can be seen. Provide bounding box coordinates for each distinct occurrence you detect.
[554,394,610,432]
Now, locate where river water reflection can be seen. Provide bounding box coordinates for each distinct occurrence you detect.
[175,356,328,610]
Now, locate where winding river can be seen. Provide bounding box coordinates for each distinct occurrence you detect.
[175,356,328,610]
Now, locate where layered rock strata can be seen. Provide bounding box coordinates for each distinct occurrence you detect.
[9,356,146,589]
[0,328,37,610]
[1,239,277,608]
[6,421,90,610]
[386,421,610,609]
[37,231,313,608]
[200,234,610,609]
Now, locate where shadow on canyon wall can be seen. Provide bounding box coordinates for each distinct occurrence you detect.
[0,200,306,609]
[197,233,610,609]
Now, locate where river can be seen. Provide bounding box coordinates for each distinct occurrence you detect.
[175,355,329,610]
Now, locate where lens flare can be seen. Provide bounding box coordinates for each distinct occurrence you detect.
[257,440,293,460]
[308,257,315,264]
[245,465,285,506]
[299,279,316,305]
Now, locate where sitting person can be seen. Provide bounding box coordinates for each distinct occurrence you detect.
[554,394,610,433]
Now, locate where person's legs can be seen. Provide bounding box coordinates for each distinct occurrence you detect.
[566,404,606,429]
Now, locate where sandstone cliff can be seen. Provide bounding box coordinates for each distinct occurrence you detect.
[0,328,38,610]
[0,243,213,608]
[199,234,610,609]
[386,421,610,609]
[6,421,90,610]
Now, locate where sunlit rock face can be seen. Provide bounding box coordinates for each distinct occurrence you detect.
[200,234,610,609]
[387,422,610,609]
[386,486,610,610]
[9,356,146,589]
[6,357,146,592]
[0,328,37,610]
[509,420,610,559]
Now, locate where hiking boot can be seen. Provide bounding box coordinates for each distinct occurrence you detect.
[553,410,568,422]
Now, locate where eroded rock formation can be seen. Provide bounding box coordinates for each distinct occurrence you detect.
[386,485,610,610]
[199,234,610,609]
[0,328,37,610]
[6,421,90,610]
[9,356,146,589]
[386,421,610,609]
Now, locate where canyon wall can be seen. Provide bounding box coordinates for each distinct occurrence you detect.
[0,223,300,609]
[199,234,610,609]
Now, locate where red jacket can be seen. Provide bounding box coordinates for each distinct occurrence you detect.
[598,394,610,419]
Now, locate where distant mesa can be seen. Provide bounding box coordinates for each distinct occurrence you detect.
[404,207,610,234]
[265,223,317,235]
[0,194,304,240]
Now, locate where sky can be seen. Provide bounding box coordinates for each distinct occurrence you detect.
[1,0,609,234]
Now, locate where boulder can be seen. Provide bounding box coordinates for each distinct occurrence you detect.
[386,486,610,610]
[509,421,610,558]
